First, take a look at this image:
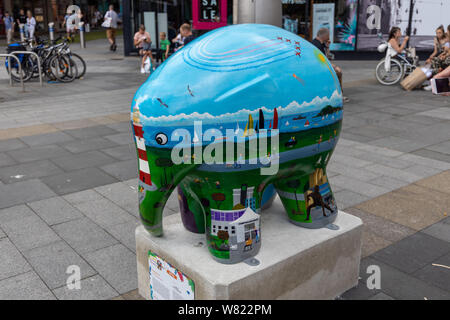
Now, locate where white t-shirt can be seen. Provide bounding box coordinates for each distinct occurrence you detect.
[104,10,118,29]
[26,17,36,30]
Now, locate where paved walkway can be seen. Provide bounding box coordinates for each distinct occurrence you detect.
[0,41,449,299]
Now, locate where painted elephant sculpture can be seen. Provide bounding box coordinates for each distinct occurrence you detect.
[131,24,343,264]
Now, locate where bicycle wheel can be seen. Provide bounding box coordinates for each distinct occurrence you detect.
[49,55,78,83]
[375,59,404,85]
[70,53,86,79]
[6,55,33,82]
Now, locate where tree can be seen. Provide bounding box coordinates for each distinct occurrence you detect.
[211,193,225,209]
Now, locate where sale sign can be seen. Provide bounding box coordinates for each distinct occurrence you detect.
[193,0,227,30]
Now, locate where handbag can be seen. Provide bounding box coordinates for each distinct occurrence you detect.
[102,17,112,28]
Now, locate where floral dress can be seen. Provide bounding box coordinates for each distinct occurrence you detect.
[431,38,450,74]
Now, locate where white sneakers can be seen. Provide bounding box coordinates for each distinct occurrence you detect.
[423,85,432,91]
[140,67,145,74]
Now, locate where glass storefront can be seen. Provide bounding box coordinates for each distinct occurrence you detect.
[282,0,358,51]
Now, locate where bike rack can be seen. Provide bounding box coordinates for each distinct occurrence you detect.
[0,53,24,92]
[11,51,43,87]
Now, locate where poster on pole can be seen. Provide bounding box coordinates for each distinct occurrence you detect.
[313,3,335,45]
[148,250,195,300]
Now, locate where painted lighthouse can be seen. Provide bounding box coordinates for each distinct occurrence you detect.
[132,104,157,196]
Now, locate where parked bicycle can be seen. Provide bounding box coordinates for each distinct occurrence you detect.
[3,36,86,83]
[375,33,419,85]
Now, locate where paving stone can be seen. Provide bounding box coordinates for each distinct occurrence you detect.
[346,125,399,140]
[395,122,450,145]
[1,208,60,251]
[119,289,145,300]
[27,197,84,226]
[341,132,374,143]
[364,164,422,183]
[0,153,17,168]
[352,151,413,169]
[73,198,135,228]
[0,138,27,152]
[104,132,133,145]
[94,182,139,216]
[84,244,137,294]
[23,241,96,290]
[0,227,5,239]
[0,238,32,281]
[354,144,404,157]
[0,160,64,184]
[345,207,415,244]
[105,121,132,133]
[41,167,118,195]
[52,217,118,254]
[356,184,450,231]
[100,159,137,181]
[51,150,116,171]
[415,170,450,195]
[360,230,392,258]
[369,292,395,300]
[397,153,450,171]
[52,275,119,300]
[372,232,450,274]
[417,107,450,120]
[20,131,74,147]
[368,176,409,191]
[330,175,390,198]
[368,136,433,153]
[379,106,417,116]
[422,220,450,243]
[64,125,118,139]
[425,140,450,156]
[333,189,370,209]
[7,144,72,163]
[101,144,136,161]
[328,162,379,181]
[63,189,104,205]
[401,164,442,179]
[0,179,56,209]
[357,257,450,300]
[340,280,379,300]
[105,219,140,253]
[61,137,119,153]
[412,252,450,292]
[0,271,56,300]
[406,150,450,168]
[329,154,373,168]
[352,111,393,121]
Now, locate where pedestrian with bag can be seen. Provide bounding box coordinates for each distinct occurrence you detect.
[103,4,119,52]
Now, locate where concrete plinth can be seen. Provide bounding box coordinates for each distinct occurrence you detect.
[136,197,363,300]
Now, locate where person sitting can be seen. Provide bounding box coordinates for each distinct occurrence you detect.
[388,26,409,55]
[426,25,450,75]
[432,65,450,96]
[134,24,155,74]
[311,28,349,103]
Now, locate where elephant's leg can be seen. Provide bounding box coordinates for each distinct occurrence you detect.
[275,168,338,229]
[189,171,264,264]
[177,183,207,234]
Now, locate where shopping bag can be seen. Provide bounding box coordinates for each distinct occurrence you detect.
[101,17,111,28]
[400,67,428,91]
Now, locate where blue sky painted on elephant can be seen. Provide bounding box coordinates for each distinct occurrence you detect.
[131,24,342,147]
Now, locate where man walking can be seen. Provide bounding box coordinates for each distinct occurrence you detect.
[3,11,15,44]
[104,4,119,51]
[311,28,349,103]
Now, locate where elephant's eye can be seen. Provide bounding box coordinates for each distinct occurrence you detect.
[155,133,168,145]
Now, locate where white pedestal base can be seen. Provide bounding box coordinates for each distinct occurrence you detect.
[136,197,363,300]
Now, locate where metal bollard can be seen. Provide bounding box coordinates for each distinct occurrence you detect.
[79,22,86,48]
[19,24,26,42]
[48,22,55,42]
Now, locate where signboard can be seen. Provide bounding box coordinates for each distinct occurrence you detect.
[313,3,335,46]
[193,0,227,30]
[357,0,449,51]
[148,251,195,300]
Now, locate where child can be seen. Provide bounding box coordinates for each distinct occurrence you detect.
[159,32,171,62]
